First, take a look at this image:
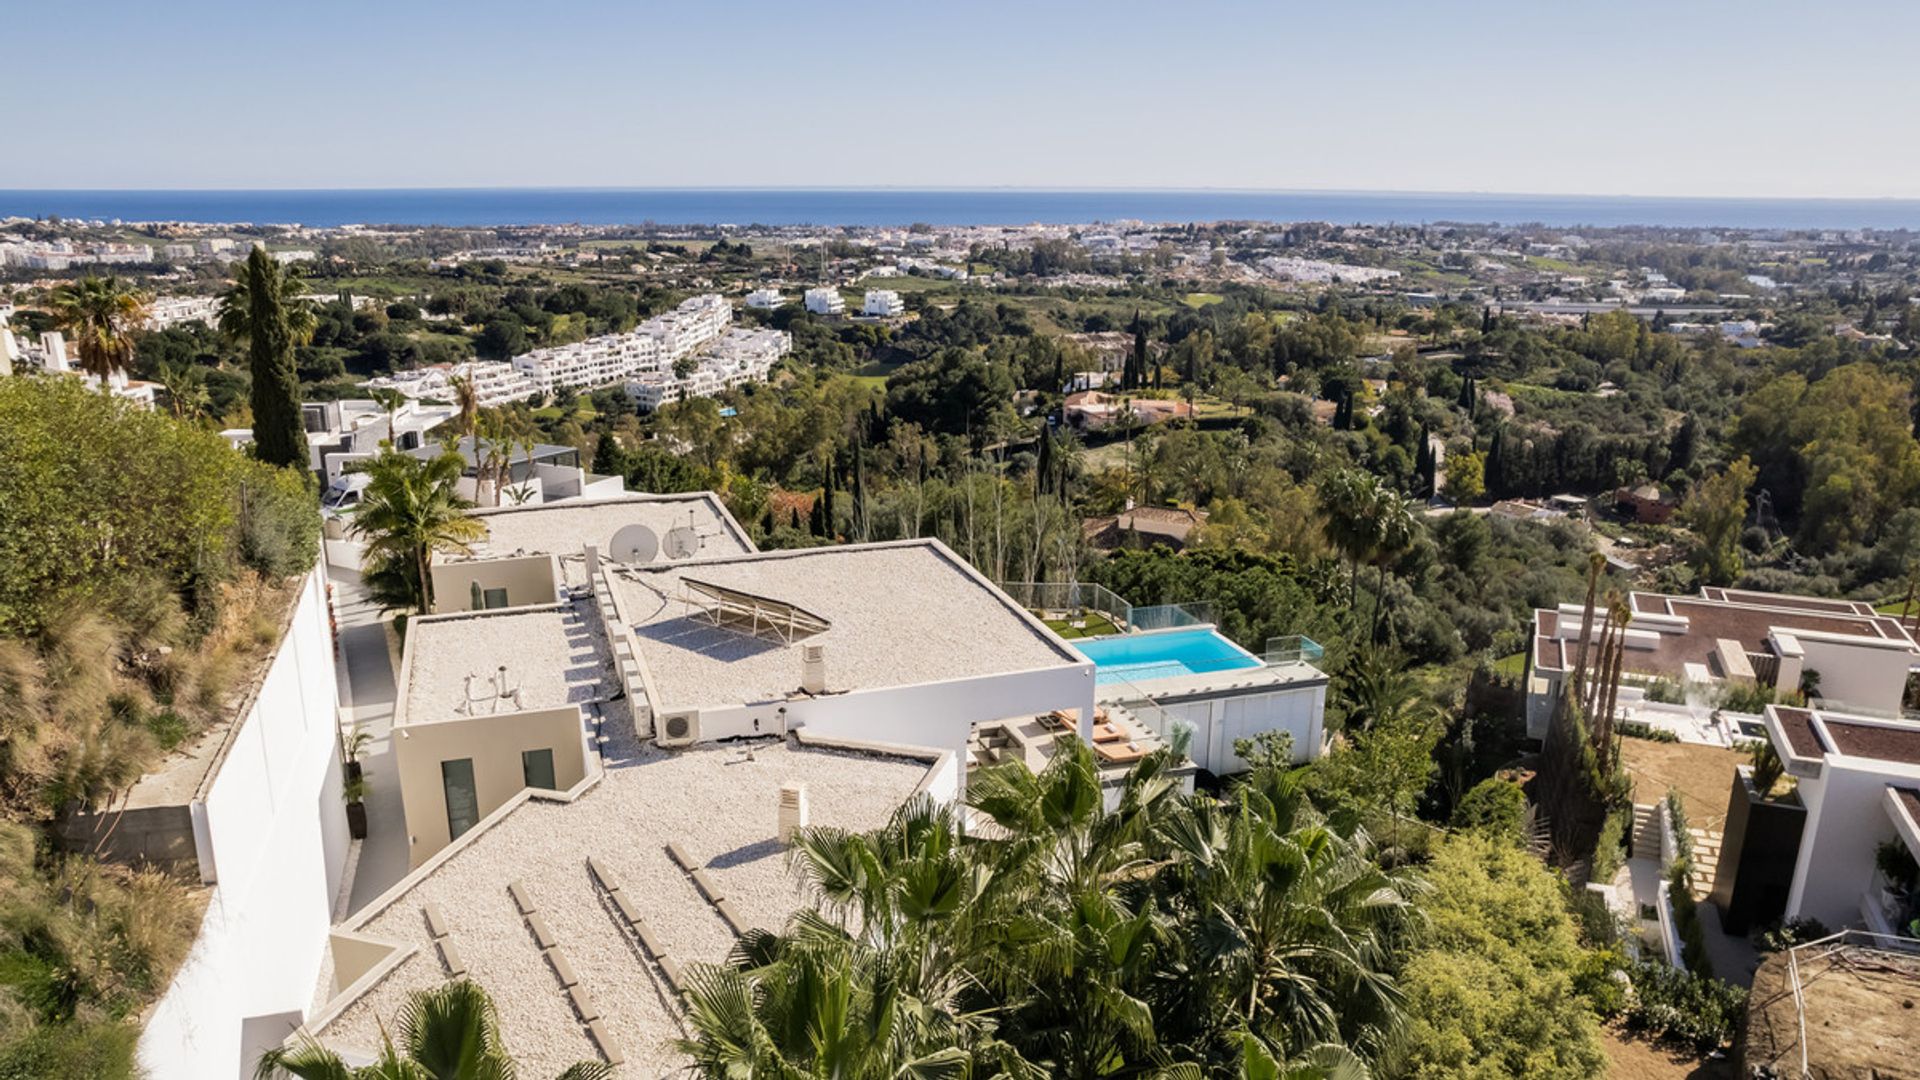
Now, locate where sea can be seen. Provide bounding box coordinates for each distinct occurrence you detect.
[2,188,1918,231]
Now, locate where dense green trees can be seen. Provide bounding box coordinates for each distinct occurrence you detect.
[1389,834,1607,1079]
[219,247,316,470]
[683,743,1420,1077]
[0,380,319,1077]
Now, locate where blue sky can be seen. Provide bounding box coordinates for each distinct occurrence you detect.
[6,0,1916,196]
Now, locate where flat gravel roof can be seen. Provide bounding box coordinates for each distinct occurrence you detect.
[610,541,1083,710]
[462,493,753,562]
[316,711,933,1075]
[404,605,613,723]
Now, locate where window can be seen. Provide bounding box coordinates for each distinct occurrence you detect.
[441,759,478,841]
[522,748,556,790]
[483,587,509,610]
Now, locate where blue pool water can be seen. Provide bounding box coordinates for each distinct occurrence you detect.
[1074,629,1264,687]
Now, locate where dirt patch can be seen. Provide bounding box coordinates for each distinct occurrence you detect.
[1620,738,1742,831]
[1743,944,1920,1079]
[1601,1023,1735,1080]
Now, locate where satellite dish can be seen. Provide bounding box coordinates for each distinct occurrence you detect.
[608,524,659,564]
[664,525,702,560]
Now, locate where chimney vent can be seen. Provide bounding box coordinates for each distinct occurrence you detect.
[778,782,809,844]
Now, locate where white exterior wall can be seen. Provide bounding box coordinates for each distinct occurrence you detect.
[139,568,350,1079]
[1785,756,1916,927]
[1151,684,1327,775]
[788,664,1096,763]
[1795,635,1913,714]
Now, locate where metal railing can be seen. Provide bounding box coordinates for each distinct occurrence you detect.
[1264,635,1325,666]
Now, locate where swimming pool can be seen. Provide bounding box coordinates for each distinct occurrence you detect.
[1073,628,1265,687]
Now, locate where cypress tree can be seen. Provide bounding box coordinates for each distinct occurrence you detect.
[821,459,838,540]
[1121,311,1136,390]
[851,443,868,540]
[1486,425,1508,497]
[225,247,310,470]
[1035,429,1054,495]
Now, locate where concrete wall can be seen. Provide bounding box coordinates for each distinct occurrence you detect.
[395,705,589,867]
[138,568,351,1080]
[428,555,561,614]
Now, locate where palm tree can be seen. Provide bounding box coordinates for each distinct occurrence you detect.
[154,361,210,421]
[219,247,316,469]
[347,449,486,613]
[254,978,610,1079]
[45,275,150,382]
[449,374,479,436]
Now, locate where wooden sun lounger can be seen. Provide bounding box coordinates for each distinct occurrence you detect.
[1096,740,1149,764]
[1091,722,1128,744]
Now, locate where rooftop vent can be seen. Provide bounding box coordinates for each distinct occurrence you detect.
[778,782,809,845]
[801,644,827,694]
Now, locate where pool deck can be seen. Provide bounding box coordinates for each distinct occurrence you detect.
[1093,658,1327,702]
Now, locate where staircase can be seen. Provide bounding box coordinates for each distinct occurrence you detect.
[1685,827,1722,899]
[1630,803,1661,859]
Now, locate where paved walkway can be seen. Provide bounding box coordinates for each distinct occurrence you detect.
[328,552,411,916]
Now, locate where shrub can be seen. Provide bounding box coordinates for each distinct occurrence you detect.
[1591,805,1629,883]
[1392,834,1608,1078]
[1756,916,1830,952]
[1623,961,1746,1052]
[1616,720,1679,743]
[1451,777,1527,840]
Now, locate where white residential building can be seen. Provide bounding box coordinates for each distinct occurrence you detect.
[364,360,542,408]
[745,287,784,309]
[1525,587,1920,741]
[145,295,222,330]
[863,289,906,317]
[626,327,790,411]
[804,287,846,316]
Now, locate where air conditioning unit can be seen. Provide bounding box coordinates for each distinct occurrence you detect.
[800,644,827,694]
[657,709,701,748]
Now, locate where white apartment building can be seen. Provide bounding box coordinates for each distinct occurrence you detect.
[643,293,732,361]
[804,287,846,316]
[513,333,659,395]
[162,243,198,261]
[145,295,222,330]
[745,287,784,309]
[364,360,542,408]
[626,327,791,411]
[863,289,906,317]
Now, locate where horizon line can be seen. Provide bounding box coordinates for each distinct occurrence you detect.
[5,184,1920,205]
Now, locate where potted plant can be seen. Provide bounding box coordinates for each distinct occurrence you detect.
[344,773,370,840]
[342,724,372,785]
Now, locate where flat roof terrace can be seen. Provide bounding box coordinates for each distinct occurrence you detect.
[459,492,754,563]
[402,605,614,724]
[607,540,1084,711]
[312,724,936,1074]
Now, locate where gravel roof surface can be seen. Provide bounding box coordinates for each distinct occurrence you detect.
[316,705,932,1076]
[610,541,1080,709]
[404,604,614,723]
[464,494,753,562]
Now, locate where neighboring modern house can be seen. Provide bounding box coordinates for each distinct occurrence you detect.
[225,398,458,483]
[1734,704,1920,933]
[803,287,845,316]
[862,289,905,317]
[1525,587,1920,740]
[744,287,783,309]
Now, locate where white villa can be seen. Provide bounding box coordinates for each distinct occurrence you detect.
[276,493,1330,1072]
[803,287,845,316]
[862,288,905,317]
